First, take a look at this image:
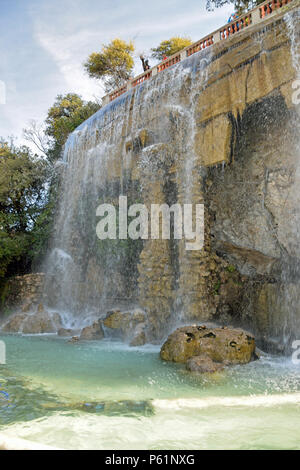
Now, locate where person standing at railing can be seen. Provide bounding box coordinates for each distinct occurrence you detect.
[140,55,151,72]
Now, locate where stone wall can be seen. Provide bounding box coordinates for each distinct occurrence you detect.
[0,274,45,313]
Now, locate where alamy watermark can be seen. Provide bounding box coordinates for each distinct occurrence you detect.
[291,340,300,365]
[0,341,6,364]
[0,80,6,105]
[292,79,300,106]
[96,196,204,251]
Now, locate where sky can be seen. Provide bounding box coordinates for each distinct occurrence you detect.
[0,0,233,146]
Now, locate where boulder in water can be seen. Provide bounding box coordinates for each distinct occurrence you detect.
[160,326,256,365]
[2,313,27,333]
[80,320,104,340]
[130,323,147,347]
[103,309,146,342]
[22,310,62,334]
[2,309,62,334]
[186,354,224,374]
[57,328,78,337]
[68,336,80,343]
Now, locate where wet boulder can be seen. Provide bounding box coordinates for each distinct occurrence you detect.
[79,320,104,340]
[68,336,80,343]
[2,313,27,333]
[186,354,224,374]
[2,309,62,334]
[22,310,62,334]
[57,328,79,337]
[160,326,256,365]
[103,309,146,342]
[130,323,147,347]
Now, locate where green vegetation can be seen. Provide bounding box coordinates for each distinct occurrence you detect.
[151,37,193,60]
[0,92,101,283]
[84,39,135,93]
[0,140,48,278]
[226,265,236,273]
[213,280,221,295]
[24,93,100,163]
[206,0,265,15]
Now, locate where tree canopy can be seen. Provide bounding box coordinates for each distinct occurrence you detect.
[0,141,48,278]
[84,39,135,93]
[151,37,193,60]
[206,0,264,14]
[44,93,100,162]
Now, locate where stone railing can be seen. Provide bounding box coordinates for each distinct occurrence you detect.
[103,0,296,105]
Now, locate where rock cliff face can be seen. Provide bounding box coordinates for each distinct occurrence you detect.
[0,274,45,313]
[42,6,300,350]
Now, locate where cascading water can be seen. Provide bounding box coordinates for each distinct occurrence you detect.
[42,4,300,347]
[43,49,213,333]
[3,5,300,451]
[272,9,300,351]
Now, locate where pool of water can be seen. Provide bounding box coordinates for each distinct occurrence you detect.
[0,333,300,449]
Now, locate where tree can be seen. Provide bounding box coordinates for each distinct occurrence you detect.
[84,39,135,93]
[23,120,51,158]
[0,140,48,278]
[24,94,100,163]
[206,0,264,15]
[151,37,193,61]
[31,93,100,162]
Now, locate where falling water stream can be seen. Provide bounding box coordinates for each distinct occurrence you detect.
[1,8,300,450]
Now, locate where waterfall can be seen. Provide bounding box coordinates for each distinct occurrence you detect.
[42,6,300,346]
[43,49,213,330]
[276,9,300,350]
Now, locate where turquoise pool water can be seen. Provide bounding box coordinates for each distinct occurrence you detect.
[0,333,300,449]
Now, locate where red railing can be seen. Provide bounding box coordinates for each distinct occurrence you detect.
[109,85,127,102]
[260,0,293,18]
[132,71,152,87]
[219,14,252,39]
[186,36,214,57]
[105,0,297,104]
[157,54,181,72]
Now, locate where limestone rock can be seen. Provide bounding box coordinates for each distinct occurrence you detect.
[80,320,104,340]
[2,313,27,333]
[103,310,129,330]
[21,302,34,313]
[186,354,224,374]
[103,309,146,341]
[57,328,78,337]
[68,336,80,343]
[160,326,256,364]
[22,310,62,334]
[130,323,146,347]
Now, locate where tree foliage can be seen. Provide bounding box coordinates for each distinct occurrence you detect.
[84,38,135,92]
[44,93,100,162]
[206,0,264,15]
[0,141,48,278]
[151,37,193,60]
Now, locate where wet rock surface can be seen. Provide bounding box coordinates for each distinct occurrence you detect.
[79,320,104,340]
[160,326,256,366]
[186,354,224,374]
[2,313,27,333]
[2,306,62,334]
[57,328,79,337]
[103,309,147,345]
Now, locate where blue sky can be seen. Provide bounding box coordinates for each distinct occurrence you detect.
[0,0,233,145]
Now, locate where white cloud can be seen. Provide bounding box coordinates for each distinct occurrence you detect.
[34,29,105,101]
[1,0,234,141]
